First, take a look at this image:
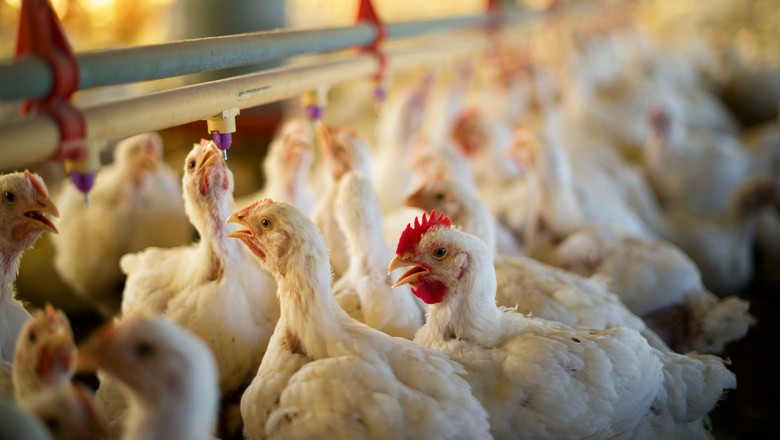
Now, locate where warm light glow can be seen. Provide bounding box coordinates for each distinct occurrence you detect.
[286,0,486,28]
[83,0,114,9]
[3,0,69,17]
[51,0,69,18]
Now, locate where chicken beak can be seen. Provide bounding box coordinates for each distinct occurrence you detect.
[388,255,429,288]
[225,205,254,239]
[39,196,60,219]
[403,185,426,210]
[22,170,58,217]
[225,210,244,227]
[197,148,220,175]
[387,255,409,275]
[76,321,117,373]
[21,200,60,235]
[226,229,252,239]
[78,318,147,392]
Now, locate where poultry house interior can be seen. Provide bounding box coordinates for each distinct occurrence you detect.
[1,0,779,439]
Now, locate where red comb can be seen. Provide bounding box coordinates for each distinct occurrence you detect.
[24,170,47,198]
[396,210,452,255]
[44,303,59,326]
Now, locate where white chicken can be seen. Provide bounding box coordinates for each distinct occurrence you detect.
[659,178,777,295]
[235,118,317,216]
[406,141,525,257]
[389,211,736,439]
[558,30,739,161]
[310,125,373,278]
[404,180,667,349]
[20,383,110,440]
[449,108,520,189]
[420,66,470,148]
[332,171,425,339]
[52,133,191,317]
[0,304,103,440]
[519,109,660,241]
[227,199,491,440]
[372,82,429,213]
[532,223,755,354]
[120,140,278,395]
[78,313,219,440]
[405,176,498,254]
[642,106,756,214]
[11,305,76,403]
[1,171,59,363]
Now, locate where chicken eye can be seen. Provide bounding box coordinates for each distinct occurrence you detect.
[432,247,447,260]
[27,329,37,344]
[135,341,155,358]
[3,191,17,204]
[261,218,271,229]
[434,193,445,201]
[187,160,197,171]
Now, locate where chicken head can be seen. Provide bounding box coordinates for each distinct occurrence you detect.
[0,171,59,255]
[319,125,371,180]
[77,313,218,439]
[388,210,484,305]
[182,140,233,225]
[227,198,326,276]
[404,176,465,225]
[13,304,77,400]
[114,132,165,185]
[21,383,110,440]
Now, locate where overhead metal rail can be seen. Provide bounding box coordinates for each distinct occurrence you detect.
[0,32,491,169]
[0,14,505,101]
[0,2,601,170]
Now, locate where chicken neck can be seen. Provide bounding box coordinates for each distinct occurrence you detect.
[275,241,353,359]
[195,192,242,281]
[340,190,392,278]
[123,385,211,440]
[0,245,31,362]
[420,244,503,347]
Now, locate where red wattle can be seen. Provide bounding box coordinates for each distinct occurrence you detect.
[36,350,52,379]
[411,278,447,304]
[200,172,209,195]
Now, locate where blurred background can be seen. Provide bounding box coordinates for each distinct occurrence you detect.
[1,1,779,437]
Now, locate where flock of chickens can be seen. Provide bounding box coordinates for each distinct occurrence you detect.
[1,19,778,440]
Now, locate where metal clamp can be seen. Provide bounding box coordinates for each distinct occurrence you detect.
[302,86,329,122]
[16,0,94,197]
[356,0,388,101]
[486,0,505,30]
[205,107,240,160]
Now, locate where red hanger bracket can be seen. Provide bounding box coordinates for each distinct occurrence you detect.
[16,0,86,164]
[356,0,388,100]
